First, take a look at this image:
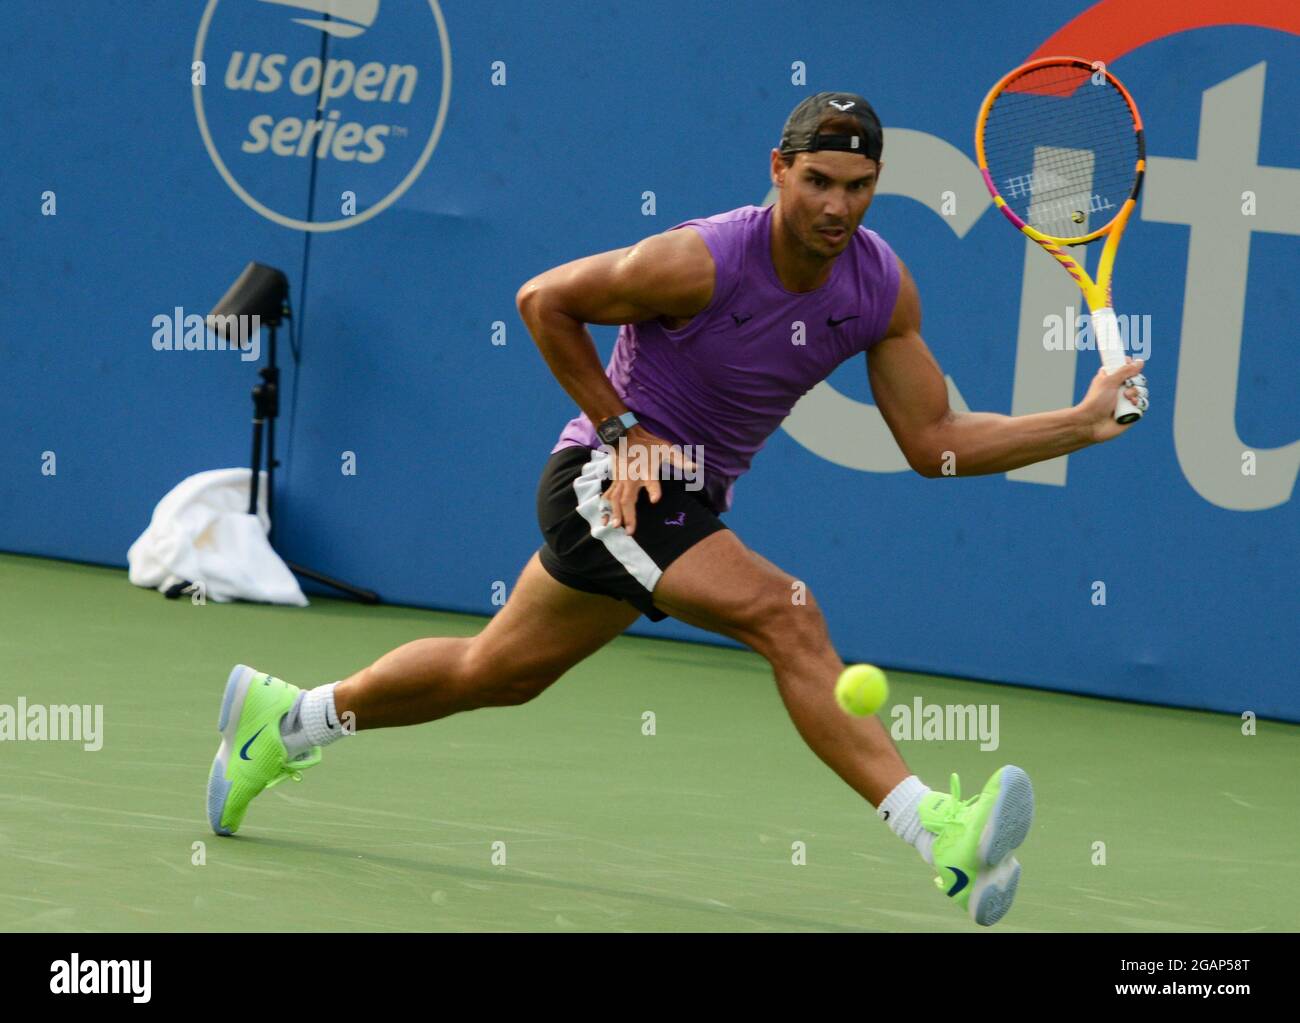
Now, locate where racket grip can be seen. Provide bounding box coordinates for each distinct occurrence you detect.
[1092,307,1144,424]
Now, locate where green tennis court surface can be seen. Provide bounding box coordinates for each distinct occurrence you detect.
[1,552,1295,932]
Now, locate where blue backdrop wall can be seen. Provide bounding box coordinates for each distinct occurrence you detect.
[2,2,1296,720]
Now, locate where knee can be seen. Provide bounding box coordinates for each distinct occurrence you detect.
[748,584,832,667]
[480,675,556,707]
[459,643,559,708]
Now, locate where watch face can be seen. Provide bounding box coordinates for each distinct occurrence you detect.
[598,421,619,444]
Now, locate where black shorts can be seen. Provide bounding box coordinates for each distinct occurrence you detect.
[536,445,729,621]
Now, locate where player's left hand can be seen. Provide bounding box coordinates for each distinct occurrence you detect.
[1077,358,1148,442]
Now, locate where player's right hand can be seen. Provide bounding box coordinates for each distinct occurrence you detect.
[1078,358,1148,443]
[601,427,698,536]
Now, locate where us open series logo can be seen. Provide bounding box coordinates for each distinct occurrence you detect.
[192,0,452,231]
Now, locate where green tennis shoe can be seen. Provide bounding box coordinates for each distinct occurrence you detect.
[207,664,321,836]
[919,765,1035,926]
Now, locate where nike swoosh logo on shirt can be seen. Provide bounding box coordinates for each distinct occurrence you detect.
[827,314,860,327]
[732,313,753,326]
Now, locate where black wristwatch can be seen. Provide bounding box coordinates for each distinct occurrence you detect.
[596,411,639,445]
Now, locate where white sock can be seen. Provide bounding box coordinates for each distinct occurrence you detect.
[877,775,936,865]
[280,683,346,760]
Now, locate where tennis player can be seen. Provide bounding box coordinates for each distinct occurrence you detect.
[207,93,1147,926]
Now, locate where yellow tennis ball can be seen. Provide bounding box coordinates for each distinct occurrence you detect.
[834,664,889,716]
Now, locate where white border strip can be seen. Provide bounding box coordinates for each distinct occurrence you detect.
[571,449,662,593]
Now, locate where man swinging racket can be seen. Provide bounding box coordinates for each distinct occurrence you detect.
[206,93,1148,926]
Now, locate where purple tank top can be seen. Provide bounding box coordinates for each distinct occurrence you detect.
[551,203,901,512]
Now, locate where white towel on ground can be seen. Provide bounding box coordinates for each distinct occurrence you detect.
[127,468,308,606]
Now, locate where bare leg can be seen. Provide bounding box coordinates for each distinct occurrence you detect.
[653,531,910,806]
[334,552,641,730]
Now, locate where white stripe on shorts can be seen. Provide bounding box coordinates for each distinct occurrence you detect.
[571,448,662,593]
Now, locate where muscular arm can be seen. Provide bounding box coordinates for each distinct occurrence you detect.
[515,229,714,429]
[866,258,1143,478]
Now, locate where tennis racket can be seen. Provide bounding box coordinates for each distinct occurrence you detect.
[975,57,1148,423]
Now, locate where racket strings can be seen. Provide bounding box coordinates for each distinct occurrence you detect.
[982,65,1139,240]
